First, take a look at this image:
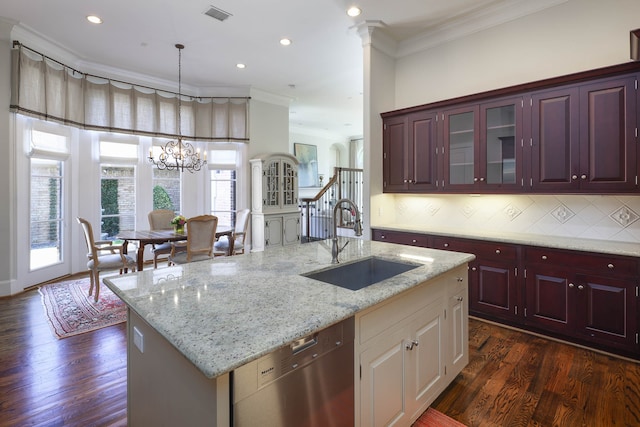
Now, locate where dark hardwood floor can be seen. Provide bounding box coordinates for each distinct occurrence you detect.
[0,286,127,427]
[430,319,640,427]
[1,284,639,427]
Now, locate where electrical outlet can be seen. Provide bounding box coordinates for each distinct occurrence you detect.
[133,326,144,353]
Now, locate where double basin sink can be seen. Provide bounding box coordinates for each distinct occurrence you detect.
[302,257,419,291]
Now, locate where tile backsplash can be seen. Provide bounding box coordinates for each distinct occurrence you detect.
[393,194,640,244]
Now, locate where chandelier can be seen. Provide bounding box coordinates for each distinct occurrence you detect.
[149,44,206,173]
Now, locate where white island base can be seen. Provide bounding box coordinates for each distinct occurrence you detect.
[125,264,468,427]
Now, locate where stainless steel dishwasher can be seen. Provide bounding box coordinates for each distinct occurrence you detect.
[232,317,354,427]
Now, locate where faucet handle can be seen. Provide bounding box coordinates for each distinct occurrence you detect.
[339,240,349,253]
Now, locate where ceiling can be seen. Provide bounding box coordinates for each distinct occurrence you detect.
[1,0,555,140]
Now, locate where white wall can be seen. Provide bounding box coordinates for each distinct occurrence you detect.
[0,20,15,296]
[247,97,289,158]
[367,0,640,244]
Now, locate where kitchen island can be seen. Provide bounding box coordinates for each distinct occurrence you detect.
[104,237,475,426]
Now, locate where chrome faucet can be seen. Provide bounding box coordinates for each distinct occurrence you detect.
[331,198,363,264]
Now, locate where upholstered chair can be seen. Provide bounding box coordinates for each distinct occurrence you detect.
[169,215,218,264]
[76,217,137,302]
[213,208,250,256]
[148,209,177,268]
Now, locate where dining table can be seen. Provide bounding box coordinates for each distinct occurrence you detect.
[116,226,234,271]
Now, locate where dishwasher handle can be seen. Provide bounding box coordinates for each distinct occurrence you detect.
[291,334,318,354]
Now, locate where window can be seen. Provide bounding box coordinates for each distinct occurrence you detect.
[209,148,239,229]
[28,124,70,271]
[150,141,182,212]
[30,158,63,270]
[100,140,137,239]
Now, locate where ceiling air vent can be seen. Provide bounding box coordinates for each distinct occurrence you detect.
[204,5,232,22]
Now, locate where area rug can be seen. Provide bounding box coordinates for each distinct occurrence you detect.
[38,278,126,339]
[413,408,467,427]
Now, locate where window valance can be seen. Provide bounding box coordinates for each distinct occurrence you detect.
[10,44,250,142]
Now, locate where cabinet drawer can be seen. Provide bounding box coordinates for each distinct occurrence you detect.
[525,247,638,277]
[372,229,429,247]
[431,237,517,261]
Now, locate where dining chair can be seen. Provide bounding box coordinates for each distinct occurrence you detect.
[148,209,178,268]
[214,208,250,256]
[76,217,137,302]
[168,215,219,264]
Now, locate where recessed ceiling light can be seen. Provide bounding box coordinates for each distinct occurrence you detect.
[87,15,103,24]
[347,6,361,17]
[280,38,292,46]
[236,63,246,69]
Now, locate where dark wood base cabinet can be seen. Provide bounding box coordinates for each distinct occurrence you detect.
[372,228,640,359]
[524,247,638,355]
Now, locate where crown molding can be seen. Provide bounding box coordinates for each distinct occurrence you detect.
[396,0,569,58]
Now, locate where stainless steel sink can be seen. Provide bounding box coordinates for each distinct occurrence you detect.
[302,256,420,291]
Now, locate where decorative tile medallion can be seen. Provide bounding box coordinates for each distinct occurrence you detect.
[461,203,477,219]
[425,202,440,216]
[503,204,522,221]
[609,205,640,228]
[551,204,575,224]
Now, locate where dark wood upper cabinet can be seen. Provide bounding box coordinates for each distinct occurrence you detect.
[382,63,640,195]
[383,110,437,192]
[530,86,581,192]
[382,115,408,192]
[578,75,637,192]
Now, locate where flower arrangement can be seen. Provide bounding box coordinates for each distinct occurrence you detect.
[171,215,187,226]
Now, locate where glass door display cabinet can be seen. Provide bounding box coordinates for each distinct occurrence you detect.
[443,97,523,192]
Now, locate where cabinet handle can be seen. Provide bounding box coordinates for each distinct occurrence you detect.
[405,340,419,351]
[474,177,479,182]
[403,179,408,183]
[412,239,417,243]
[456,277,464,282]
[607,263,614,269]
[471,267,477,271]
[495,249,501,254]
[572,175,578,180]
[480,177,485,182]
[541,255,547,260]
[569,283,575,288]
[581,174,587,180]
[578,284,584,290]
[457,296,464,301]
[444,243,449,247]
[380,235,385,239]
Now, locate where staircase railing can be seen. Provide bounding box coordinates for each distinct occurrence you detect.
[300,167,364,243]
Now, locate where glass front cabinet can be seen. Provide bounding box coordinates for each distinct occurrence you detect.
[250,153,300,252]
[442,97,523,192]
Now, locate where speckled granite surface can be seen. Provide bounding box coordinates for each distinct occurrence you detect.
[373,224,640,258]
[103,238,474,379]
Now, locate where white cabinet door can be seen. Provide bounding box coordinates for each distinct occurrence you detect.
[282,213,300,246]
[360,326,408,427]
[264,216,283,247]
[407,301,445,420]
[448,287,468,376]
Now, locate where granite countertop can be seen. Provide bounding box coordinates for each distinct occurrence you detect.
[103,238,474,379]
[373,224,640,258]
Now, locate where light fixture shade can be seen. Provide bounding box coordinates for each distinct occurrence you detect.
[631,29,640,61]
